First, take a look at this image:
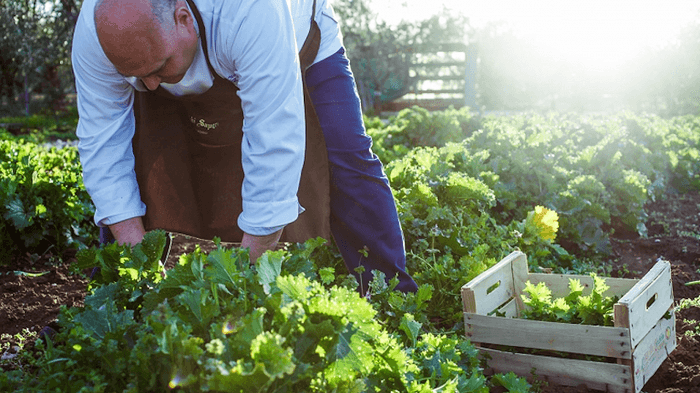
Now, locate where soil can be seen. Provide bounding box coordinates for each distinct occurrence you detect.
[2,191,700,392]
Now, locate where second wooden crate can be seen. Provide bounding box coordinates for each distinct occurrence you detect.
[461,251,676,393]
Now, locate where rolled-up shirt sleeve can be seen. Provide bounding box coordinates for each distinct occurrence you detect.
[218,0,306,236]
[72,5,146,227]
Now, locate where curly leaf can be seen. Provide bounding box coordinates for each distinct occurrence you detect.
[491,371,531,393]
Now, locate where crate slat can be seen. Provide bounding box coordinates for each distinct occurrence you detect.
[632,309,677,392]
[462,252,525,315]
[511,253,528,312]
[480,347,633,393]
[465,313,632,358]
[496,297,518,318]
[620,261,673,347]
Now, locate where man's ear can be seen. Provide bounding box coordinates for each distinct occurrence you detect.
[173,0,193,30]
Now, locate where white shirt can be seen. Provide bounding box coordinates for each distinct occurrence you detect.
[72,0,343,235]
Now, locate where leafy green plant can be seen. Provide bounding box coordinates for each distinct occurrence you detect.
[368,106,477,164]
[2,231,519,393]
[0,140,95,264]
[0,329,39,372]
[520,273,619,326]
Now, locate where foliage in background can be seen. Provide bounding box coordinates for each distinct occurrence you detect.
[369,106,478,162]
[0,106,79,143]
[0,0,81,116]
[331,0,700,115]
[2,0,699,115]
[368,107,700,266]
[0,140,95,264]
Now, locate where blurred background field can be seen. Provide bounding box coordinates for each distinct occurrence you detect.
[3,0,700,118]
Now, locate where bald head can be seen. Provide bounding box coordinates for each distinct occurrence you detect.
[95,0,172,71]
[95,0,177,29]
[95,0,198,86]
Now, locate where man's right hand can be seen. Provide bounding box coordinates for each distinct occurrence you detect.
[109,217,146,246]
[241,229,283,264]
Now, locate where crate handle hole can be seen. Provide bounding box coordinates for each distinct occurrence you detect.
[646,293,657,310]
[487,280,501,295]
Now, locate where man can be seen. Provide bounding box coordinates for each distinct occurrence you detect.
[72,0,418,293]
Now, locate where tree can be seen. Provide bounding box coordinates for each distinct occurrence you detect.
[0,0,81,116]
[331,0,469,112]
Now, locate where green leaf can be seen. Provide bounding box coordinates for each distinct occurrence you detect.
[257,251,284,294]
[276,274,312,302]
[34,203,46,216]
[74,306,135,340]
[491,372,531,393]
[422,351,443,379]
[178,288,205,324]
[399,313,422,347]
[551,298,571,321]
[4,197,32,229]
[415,284,434,307]
[436,231,471,256]
[160,261,198,291]
[329,323,359,364]
[521,281,552,320]
[206,247,241,286]
[591,273,610,298]
[234,308,266,345]
[12,270,49,277]
[83,283,120,309]
[459,370,489,393]
[564,278,584,305]
[249,332,295,379]
[206,360,270,392]
[118,267,138,281]
[138,230,167,264]
[319,267,335,285]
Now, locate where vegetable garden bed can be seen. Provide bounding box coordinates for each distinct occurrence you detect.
[3,108,700,392]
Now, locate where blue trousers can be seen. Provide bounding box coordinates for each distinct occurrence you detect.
[306,48,418,293]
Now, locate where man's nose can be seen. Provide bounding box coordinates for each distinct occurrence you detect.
[142,75,161,90]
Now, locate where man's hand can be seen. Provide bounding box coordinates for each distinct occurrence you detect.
[109,217,146,246]
[241,229,283,264]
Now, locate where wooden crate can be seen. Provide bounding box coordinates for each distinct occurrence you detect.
[461,251,676,393]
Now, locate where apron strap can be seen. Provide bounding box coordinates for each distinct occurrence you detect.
[299,0,320,72]
[185,0,218,77]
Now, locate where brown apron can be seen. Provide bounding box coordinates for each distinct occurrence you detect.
[132,0,330,243]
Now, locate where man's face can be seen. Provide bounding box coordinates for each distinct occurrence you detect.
[117,22,198,90]
[97,0,198,90]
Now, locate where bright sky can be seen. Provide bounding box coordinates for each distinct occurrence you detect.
[373,0,700,70]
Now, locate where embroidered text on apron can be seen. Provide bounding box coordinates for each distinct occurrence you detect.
[131,0,330,243]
